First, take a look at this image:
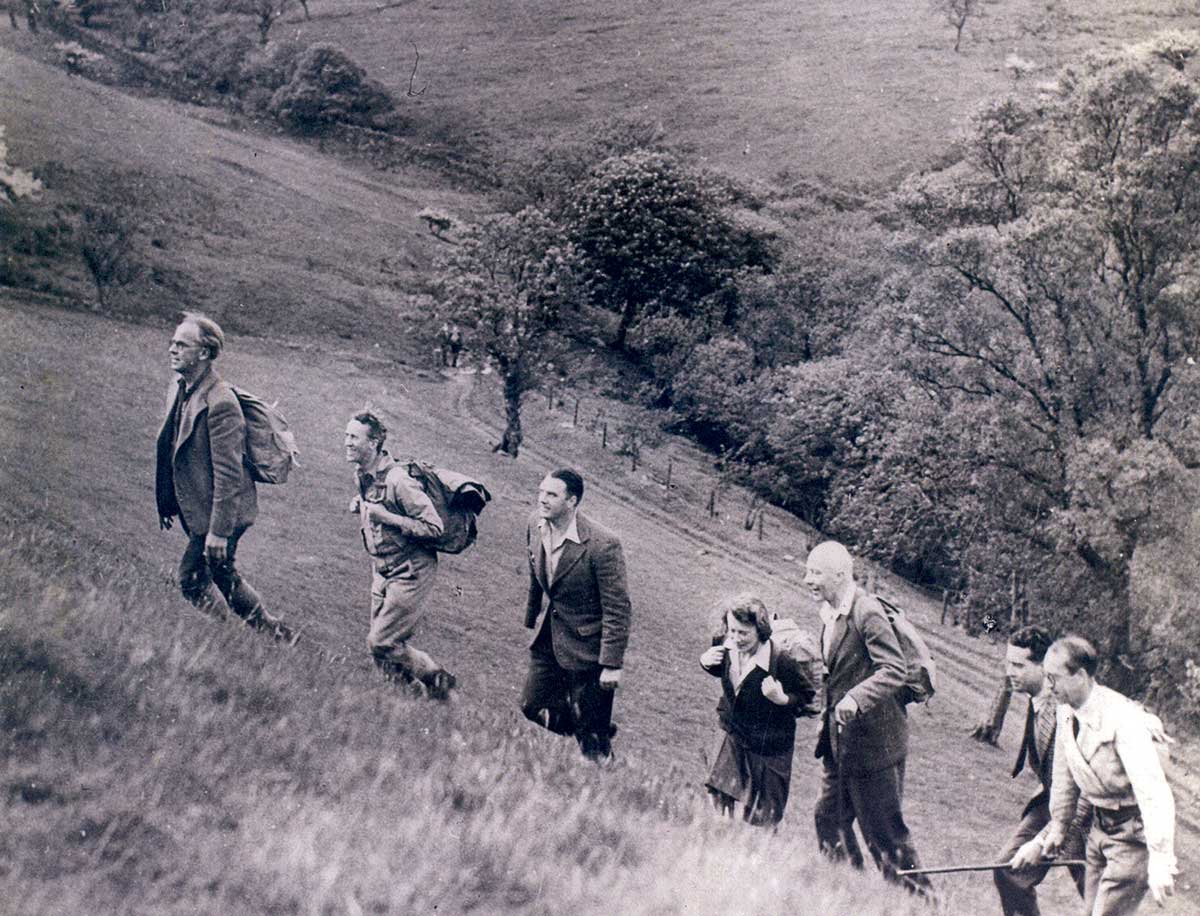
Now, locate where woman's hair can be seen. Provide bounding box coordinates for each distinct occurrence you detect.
[714,593,772,643]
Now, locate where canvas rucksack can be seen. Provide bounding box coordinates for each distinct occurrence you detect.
[870,596,938,705]
[231,386,300,485]
[402,461,491,554]
[768,615,825,717]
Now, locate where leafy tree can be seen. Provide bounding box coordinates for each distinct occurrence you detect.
[436,208,583,457]
[565,150,770,351]
[78,206,142,310]
[895,33,1200,691]
[0,126,43,204]
[268,44,395,134]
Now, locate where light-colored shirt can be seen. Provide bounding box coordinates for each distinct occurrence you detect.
[725,639,771,693]
[819,585,856,659]
[1049,684,1176,884]
[538,514,580,584]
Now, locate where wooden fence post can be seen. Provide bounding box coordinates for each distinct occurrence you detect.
[757,509,764,541]
[666,458,673,490]
[940,589,950,626]
[601,422,607,449]
[707,489,716,518]
[573,398,580,428]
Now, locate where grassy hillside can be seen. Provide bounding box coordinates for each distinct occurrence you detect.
[290,0,1200,185]
[2,297,1197,913]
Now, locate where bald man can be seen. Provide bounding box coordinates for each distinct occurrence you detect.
[805,540,930,895]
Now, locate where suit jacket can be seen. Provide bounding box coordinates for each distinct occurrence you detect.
[1012,695,1058,818]
[155,369,257,538]
[815,587,909,776]
[524,511,632,671]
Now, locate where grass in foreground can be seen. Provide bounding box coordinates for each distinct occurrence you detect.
[0,526,946,916]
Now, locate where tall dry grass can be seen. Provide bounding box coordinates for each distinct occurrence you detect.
[0,526,943,915]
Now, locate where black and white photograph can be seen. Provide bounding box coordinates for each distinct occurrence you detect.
[1,0,1196,912]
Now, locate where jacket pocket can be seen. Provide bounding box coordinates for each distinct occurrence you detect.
[574,619,603,638]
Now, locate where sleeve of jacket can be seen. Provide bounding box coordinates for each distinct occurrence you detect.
[1048,706,1082,835]
[593,534,632,669]
[385,469,444,539]
[845,596,906,715]
[525,523,543,628]
[777,653,820,716]
[206,395,247,538]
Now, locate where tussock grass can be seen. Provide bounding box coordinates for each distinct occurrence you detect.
[0,529,942,915]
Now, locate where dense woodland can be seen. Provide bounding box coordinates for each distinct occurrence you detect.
[5,1,1200,727]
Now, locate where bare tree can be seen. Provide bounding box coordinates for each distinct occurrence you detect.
[932,0,982,53]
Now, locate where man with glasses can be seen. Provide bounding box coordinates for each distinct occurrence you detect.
[1024,636,1176,914]
[155,313,295,642]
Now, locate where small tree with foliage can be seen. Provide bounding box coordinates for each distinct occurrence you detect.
[565,150,770,352]
[436,208,584,457]
[79,206,142,310]
[269,44,395,134]
[932,0,982,53]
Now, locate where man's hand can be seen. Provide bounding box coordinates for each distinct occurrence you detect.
[1040,824,1065,860]
[761,675,789,705]
[159,515,174,531]
[700,646,726,668]
[1009,838,1045,871]
[204,532,229,562]
[364,502,389,524]
[833,694,859,727]
[1150,876,1175,907]
[598,667,622,690]
[349,495,362,514]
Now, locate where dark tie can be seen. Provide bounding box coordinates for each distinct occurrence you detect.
[1012,700,1037,778]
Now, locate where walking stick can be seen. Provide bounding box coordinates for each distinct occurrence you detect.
[895,859,1086,878]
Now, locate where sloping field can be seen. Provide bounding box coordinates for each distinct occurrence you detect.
[290,0,1200,184]
[0,36,472,342]
[2,295,1197,913]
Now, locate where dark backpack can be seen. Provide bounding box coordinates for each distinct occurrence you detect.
[231,386,300,484]
[873,596,938,705]
[403,461,490,554]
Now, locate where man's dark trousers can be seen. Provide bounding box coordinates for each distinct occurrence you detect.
[521,623,615,759]
[994,803,1087,916]
[178,526,268,626]
[814,754,931,895]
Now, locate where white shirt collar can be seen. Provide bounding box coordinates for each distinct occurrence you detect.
[819,585,856,626]
[538,514,581,551]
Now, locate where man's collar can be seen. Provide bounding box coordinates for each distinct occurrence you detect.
[539,513,581,545]
[1073,683,1102,728]
[177,365,213,397]
[821,584,856,621]
[359,449,393,479]
[1031,684,1053,712]
[750,640,771,672]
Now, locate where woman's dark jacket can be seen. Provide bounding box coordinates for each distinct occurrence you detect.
[702,642,819,757]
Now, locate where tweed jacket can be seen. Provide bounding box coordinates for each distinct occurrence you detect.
[524,511,632,671]
[815,587,909,776]
[155,368,257,538]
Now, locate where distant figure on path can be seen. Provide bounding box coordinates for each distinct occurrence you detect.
[700,594,818,826]
[994,625,1089,915]
[447,323,464,368]
[805,540,931,896]
[155,313,295,642]
[1029,636,1176,914]
[345,411,456,699]
[437,322,452,367]
[520,469,632,760]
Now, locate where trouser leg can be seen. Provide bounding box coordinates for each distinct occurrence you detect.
[814,756,865,869]
[520,628,574,735]
[1085,820,1149,916]
[368,560,442,685]
[847,762,931,896]
[994,805,1053,916]
[567,667,616,759]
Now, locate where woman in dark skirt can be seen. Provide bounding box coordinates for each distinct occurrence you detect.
[701,594,819,826]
